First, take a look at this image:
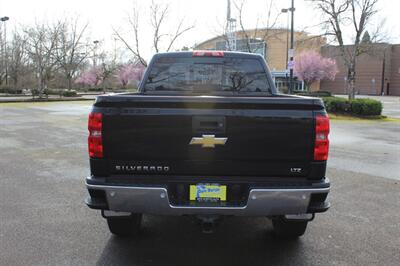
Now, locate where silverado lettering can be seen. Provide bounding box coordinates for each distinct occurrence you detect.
[85,51,331,238]
[115,165,170,172]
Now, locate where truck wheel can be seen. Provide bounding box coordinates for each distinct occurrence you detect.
[106,213,142,237]
[272,217,308,239]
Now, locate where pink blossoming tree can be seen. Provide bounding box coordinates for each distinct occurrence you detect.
[115,64,145,88]
[75,67,103,87]
[294,51,338,90]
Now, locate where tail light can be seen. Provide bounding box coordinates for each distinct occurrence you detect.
[314,114,330,161]
[193,50,224,57]
[88,112,103,158]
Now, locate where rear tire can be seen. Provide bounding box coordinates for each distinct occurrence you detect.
[272,217,308,239]
[106,213,142,237]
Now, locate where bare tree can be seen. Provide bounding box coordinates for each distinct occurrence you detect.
[97,49,118,91]
[150,0,168,53]
[113,0,194,67]
[24,21,62,97]
[312,0,381,99]
[207,0,283,54]
[113,6,147,66]
[232,0,282,53]
[0,26,6,85]
[55,18,90,90]
[235,0,253,52]
[8,31,29,89]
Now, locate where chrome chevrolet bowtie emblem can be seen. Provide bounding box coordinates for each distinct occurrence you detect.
[189,135,228,148]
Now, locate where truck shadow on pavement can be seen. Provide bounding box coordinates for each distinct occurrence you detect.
[97,215,306,266]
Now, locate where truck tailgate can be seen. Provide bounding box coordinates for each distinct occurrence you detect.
[96,95,322,177]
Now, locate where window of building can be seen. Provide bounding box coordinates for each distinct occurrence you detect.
[215,39,266,57]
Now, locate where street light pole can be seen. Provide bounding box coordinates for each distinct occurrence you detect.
[289,0,295,94]
[1,16,10,86]
[282,2,295,94]
[281,9,289,70]
[93,40,99,67]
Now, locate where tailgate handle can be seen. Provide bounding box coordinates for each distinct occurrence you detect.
[193,116,226,134]
[200,121,220,128]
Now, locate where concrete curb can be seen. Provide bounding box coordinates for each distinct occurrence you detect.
[0,97,95,103]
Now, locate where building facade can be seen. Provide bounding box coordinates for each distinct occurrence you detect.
[195,29,400,96]
[195,28,326,92]
[320,44,400,96]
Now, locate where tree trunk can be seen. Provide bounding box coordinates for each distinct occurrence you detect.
[35,72,42,99]
[347,78,355,100]
[67,76,73,91]
[347,62,356,100]
[38,72,45,99]
[13,77,18,90]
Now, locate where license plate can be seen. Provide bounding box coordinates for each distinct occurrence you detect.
[189,183,227,202]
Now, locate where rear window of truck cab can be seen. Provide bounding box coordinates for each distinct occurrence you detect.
[143,56,272,95]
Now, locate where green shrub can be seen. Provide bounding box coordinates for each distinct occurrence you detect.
[351,99,382,116]
[0,86,23,94]
[44,89,62,95]
[31,89,40,96]
[322,97,351,113]
[62,90,78,97]
[296,90,332,97]
[321,97,382,116]
[87,87,103,92]
[312,91,332,97]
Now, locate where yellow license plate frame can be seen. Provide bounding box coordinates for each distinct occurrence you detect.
[189,183,227,201]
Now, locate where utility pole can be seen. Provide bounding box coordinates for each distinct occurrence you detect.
[226,0,237,51]
[289,0,295,94]
[113,37,118,63]
[281,8,290,91]
[380,46,387,95]
[1,16,10,86]
[93,40,99,67]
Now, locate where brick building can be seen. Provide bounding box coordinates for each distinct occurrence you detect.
[195,29,400,95]
[195,28,325,91]
[321,44,400,96]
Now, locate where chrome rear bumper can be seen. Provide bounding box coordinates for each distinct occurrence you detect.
[85,180,330,216]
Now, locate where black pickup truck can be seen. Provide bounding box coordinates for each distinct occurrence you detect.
[85,51,330,238]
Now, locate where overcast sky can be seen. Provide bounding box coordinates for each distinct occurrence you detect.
[0,0,398,61]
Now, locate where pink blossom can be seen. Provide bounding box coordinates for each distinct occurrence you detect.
[294,51,338,88]
[75,67,103,86]
[115,64,145,87]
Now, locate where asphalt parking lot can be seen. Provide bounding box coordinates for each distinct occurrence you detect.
[0,101,399,266]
